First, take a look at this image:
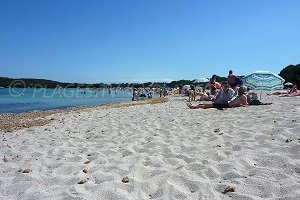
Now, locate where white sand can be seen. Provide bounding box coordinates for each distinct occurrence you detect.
[1,95,300,200]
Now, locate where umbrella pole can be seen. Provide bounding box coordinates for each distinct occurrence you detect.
[260,90,262,100]
[260,79,263,100]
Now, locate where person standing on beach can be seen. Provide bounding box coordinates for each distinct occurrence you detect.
[160,83,167,98]
[132,88,138,101]
[179,84,183,96]
[227,70,238,90]
[190,85,196,102]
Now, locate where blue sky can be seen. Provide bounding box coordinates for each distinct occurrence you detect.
[0,0,299,83]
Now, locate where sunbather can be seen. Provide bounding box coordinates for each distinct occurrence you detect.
[289,84,298,93]
[268,83,298,95]
[279,84,299,97]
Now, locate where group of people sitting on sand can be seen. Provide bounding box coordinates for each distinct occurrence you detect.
[186,70,300,109]
[187,81,252,109]
[192,71,243,102]
[186,69,272,109]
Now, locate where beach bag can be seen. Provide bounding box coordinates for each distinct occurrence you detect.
[249,100,272,106]
[236,77,243,86]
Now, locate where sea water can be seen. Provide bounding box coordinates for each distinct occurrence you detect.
[0,88,133,114]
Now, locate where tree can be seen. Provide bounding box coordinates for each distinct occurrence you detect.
[279,64,300,88]
[216,76,227,83]
[168,80,193,88]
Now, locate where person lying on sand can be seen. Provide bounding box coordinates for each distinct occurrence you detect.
[268,84,298,96]
[268,91,287,95]
[187,86,247,109]
[279,84,300,97]
[279,93,300,97]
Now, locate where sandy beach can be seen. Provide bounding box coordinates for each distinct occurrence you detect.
[0,95,300,199]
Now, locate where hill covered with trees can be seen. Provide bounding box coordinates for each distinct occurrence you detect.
[0,77,109,88]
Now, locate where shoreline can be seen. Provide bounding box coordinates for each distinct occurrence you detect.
[0,97,169,132]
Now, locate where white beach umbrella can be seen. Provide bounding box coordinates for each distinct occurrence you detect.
[284,82,293,86]
[193,78,209,84]
[183,85,191,90]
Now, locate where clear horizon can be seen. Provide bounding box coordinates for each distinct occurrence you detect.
[1,0,299,83]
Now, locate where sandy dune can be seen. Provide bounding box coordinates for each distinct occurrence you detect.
[1,95,300,199]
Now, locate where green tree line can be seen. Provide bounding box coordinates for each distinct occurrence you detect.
[1,64,298,89]
[0,77,224,89]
